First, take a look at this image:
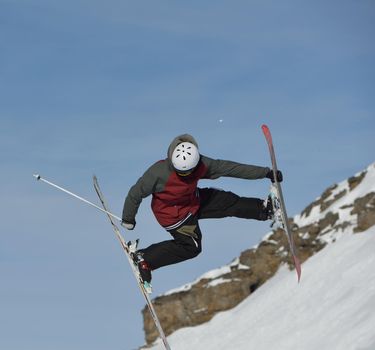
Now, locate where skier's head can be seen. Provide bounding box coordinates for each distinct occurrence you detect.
[168,134,200,176]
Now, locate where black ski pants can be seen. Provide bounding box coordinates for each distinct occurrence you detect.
[141,188,267,270]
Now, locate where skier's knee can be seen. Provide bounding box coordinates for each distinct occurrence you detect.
[185,237,202,259]
[172,229,202,259]
[192,243,202,257]
[185,239,202,258]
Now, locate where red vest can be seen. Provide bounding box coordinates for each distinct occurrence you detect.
[151,162,208,227]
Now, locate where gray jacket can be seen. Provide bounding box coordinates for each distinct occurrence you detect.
[123,134,270,227]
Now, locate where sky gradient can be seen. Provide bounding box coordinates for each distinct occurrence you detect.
[1,1,374,349]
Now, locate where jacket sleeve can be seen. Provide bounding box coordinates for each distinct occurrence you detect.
[201,155,270,180]
[122,164,158,224]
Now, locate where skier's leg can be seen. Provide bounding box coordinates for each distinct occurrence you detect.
[198,187,269,221]
[139,216,202,270]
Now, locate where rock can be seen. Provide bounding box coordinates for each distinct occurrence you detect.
[352,192,375,233]
[141,165,375,345]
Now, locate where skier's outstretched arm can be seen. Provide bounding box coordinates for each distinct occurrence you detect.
[122,165,157,229]
[201,155,271,180]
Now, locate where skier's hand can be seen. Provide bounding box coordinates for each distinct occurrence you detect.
[121,220,136,230]
[266,169,283,183]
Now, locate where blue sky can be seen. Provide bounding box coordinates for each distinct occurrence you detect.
[1,1,374,349]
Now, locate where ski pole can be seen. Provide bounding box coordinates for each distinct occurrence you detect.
[33,174,122,222]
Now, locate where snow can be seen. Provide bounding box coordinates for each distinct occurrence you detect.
[294,163,375,229]
[165,163,375,296]
[145,162,375,350]
[163,259,249,296]
[147,226,375,350]
[206,278,234,288]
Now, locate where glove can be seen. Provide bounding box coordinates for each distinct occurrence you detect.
[266,169,283,183]
[121,220,136,230]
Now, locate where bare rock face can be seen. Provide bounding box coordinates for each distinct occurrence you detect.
[352,192,375,233]
[142,166,375,346]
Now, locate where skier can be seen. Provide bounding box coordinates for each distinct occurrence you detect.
[121,134,282,284]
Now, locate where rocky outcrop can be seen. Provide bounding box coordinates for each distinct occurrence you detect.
[142,165,375,346]
[352,192,375,233]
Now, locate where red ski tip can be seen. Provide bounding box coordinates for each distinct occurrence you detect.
[261,124,272,143]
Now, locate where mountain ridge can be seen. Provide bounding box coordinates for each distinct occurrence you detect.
[141,163,375,346]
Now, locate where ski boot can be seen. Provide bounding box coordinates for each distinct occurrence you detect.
[262,193,275,221]
[265,184,284,228]
[127,240,153,293]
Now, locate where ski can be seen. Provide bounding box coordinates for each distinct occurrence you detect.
[261,124,302,282]
[33,174,171,349]
[268,183,284,228]
[92,176,171,350]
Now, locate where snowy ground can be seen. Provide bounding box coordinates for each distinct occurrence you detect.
[146,225,375,350]
[161,163,375,298]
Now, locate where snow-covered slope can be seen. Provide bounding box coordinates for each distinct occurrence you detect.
[145,163,375,350]
[293,163,375,243]
[148,225,375,350]
[162,163,375,297]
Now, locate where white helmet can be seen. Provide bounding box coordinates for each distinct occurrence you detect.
[171,142,200,173]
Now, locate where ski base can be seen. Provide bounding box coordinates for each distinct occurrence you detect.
[33,174,170,349]
[262,124,302,282]
[93,176,170,350]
